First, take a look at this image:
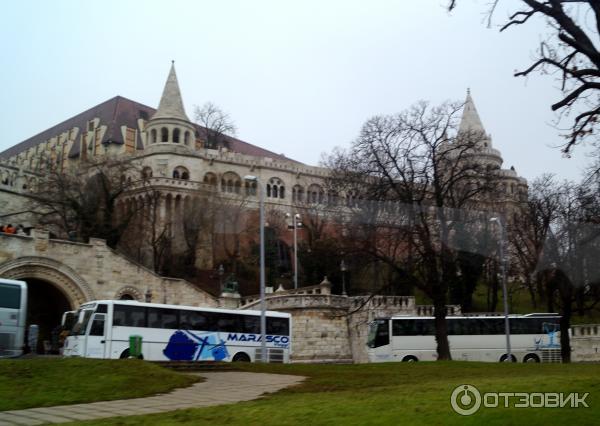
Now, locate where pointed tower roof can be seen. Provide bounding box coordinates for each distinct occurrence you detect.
[152,61,190,122]
[458,88,486,135]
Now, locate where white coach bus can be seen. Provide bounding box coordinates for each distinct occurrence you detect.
[367,313,561,363]
[63,300,292,363]
[0,278,27,358]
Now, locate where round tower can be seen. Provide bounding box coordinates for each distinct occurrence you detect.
[145,61,196,150]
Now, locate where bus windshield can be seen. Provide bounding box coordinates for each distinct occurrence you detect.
[61,311,77,336]
[367,321,378,348]
[71,310,93,336]
[367,320,389,348]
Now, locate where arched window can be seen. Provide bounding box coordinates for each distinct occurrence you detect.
[173,128,180,143]
[203,173,217,186]
[119,294,135,300]
[142,167,153,180]
[308,184,324,204]
[267,178,284,199]
[151,129,157,144]
[184,131,190,145]
[293,185,304,203]
[161,127,169,142]
[328,191,338,205]
[221,172,242,194]
[245,180,257,196]
[173,166,190,180]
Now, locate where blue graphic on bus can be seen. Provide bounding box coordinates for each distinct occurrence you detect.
[534,322,560,350]
[163,330,229,361]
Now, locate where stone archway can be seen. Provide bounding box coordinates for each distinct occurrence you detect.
[0,256,94,308]
[115,285,144,301]
[0,257,95,353]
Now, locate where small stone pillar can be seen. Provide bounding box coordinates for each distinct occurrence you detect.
[319,276,332,295]
[31,228,50,252]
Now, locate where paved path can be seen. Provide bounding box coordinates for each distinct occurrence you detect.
[0,372,305,425]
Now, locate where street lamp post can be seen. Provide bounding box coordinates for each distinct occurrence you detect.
[244,175,267,362]
[340,260,347,296]
[490,217,512,362]
[286,213,301,289]
[218,264,225,294]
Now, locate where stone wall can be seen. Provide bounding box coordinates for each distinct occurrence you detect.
[571,324,600,362]
[0,231,217,309]
[346,296,417,363]
[240,281,418,363]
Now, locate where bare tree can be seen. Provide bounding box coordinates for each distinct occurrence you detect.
[509,174,562,309]
[450,1,600,155]
[539,179,600,362]
[324,101,496,360]
[30,156,142,247]
[193,102,237,150]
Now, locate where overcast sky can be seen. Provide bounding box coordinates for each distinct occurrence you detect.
[0,0,594,182]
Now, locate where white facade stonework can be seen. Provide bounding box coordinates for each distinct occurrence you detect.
[0,232,218,309]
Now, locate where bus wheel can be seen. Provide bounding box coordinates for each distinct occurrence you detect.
[120,349,143,360]
[523,354,540,363]
[499,354,517,363]
[402,355,418,362]
[232,352,250,362]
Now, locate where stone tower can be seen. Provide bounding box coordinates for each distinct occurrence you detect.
[458,89,528,214]
[144,62,196,152]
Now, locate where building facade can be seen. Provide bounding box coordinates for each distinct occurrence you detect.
[0,64,533,361]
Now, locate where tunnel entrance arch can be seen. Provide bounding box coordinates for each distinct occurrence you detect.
[0,257,95,353]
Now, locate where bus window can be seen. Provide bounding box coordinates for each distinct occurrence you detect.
[180,310,209,330]
[216,314,240,332]
[113,305,146,327]
[367,320,389,348]
[89,314,106,336]
[148,308,179,329]
[0,283,21,309]
[267,317,290,336]
[240,315,260,334]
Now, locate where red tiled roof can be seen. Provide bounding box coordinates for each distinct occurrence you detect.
[0,96,300,164]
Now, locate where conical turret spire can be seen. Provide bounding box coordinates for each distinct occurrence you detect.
[458,88,486,135]
[152,61,190,122]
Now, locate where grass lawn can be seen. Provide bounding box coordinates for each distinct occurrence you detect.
[0,358,199,411]
[66,362,599,426]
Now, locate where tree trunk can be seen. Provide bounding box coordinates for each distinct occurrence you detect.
[559,300,572,363]
[433,297,452,360]
[526,276,537,308]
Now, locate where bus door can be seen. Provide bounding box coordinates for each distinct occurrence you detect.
[84,313,107,358]
[367,319,391,361]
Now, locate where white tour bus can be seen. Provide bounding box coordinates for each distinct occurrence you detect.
[0,278,28,358]
[367,313,561,363]
[63,300,292,363]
